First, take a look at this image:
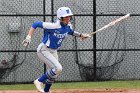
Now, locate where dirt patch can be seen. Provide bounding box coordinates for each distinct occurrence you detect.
[52,89,126,93]
[126,89,140,93]
[0,89,139,93]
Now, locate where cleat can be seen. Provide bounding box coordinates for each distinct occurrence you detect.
[34,79,44,93]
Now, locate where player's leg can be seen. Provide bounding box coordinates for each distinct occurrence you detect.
[43,48,60,93]
[35,43,62,92]
[37,48,62,92]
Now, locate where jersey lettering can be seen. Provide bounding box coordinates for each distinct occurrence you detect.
[54,32,68,38]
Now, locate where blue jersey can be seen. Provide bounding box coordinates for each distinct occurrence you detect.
[32,20,75,49]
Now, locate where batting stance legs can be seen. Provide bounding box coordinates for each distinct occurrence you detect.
[34,43,62,93]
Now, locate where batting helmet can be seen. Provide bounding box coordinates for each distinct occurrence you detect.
[57,7,73,20]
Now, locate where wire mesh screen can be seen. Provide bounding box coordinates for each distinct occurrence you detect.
[0,0,140,83]
[96,0,140,14]
[0,0,45,14]
[53,0,93,14]
[95,16,140,80]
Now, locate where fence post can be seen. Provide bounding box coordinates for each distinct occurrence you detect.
[93,0,97,81]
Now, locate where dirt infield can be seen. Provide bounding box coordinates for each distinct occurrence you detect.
[0,89,140,93]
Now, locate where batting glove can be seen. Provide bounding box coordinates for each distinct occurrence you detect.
[80,33,91,40]
[22,35,31,46]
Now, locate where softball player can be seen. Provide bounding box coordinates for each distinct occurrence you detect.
[22,7,90,93]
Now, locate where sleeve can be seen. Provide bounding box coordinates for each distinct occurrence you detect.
[68,29,81,37]
[68,28,74,35]
[42,20,60,29]
[32,21,43,29]
[32,20,60,29]
[72,31,81,37]
[67,23,81,37]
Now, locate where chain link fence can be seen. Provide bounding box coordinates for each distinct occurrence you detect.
[0,0,140,83]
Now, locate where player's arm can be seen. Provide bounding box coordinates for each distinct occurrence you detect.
[69,30,91,40]
[22,21,43,46]
[68,23,90,40]
[68,26,91,40]
[73,31,91,40]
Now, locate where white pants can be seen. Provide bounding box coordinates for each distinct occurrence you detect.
[37,43,62,74]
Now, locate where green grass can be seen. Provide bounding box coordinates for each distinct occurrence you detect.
[53,80,140,89]
[0,80,140,90]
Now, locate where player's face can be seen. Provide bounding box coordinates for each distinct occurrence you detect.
[62,16,71,25]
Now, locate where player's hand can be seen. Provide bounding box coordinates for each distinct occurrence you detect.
[22,35,31,46]
[80,33,91,40]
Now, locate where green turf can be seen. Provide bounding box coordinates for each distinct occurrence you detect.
[53,80,140,89]
[0,80,140,90]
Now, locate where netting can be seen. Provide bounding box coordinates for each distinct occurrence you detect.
[0,0,140,83]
